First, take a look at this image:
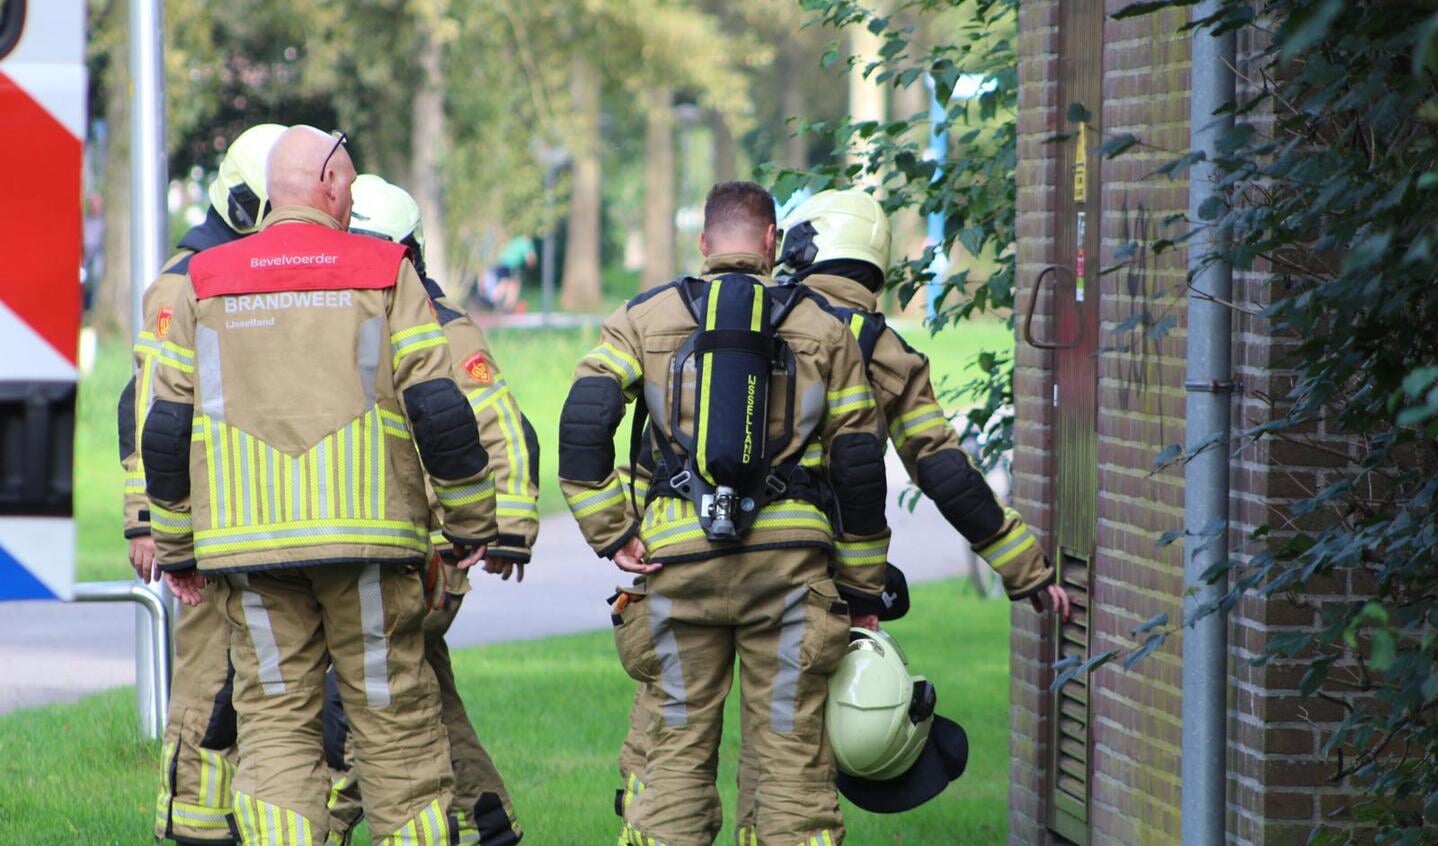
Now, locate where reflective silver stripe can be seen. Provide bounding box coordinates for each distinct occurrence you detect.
[770,586,808,733]
[196,326,226,421]
[641,518,703,546]
[195,522,425,551]
[370,408,382,519]
[234,575,287,696]
[797,383,824,442]
[317,437,330,520]
[291,450,303,522]
[466,377,508,410]
[980,528,1034,562]
[358,317,382,408]
[344,425,356,519]
[211,420,227,528]
[266,802,280,844]
[648,592,687,727]
[496,395,526,494]
[239,431,253,525]
[357,564,391,707]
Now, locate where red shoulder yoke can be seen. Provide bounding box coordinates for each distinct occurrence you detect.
[189,224,409,300]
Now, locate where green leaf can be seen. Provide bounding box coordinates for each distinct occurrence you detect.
[1112,0,1199,20]
[1370,629,1396,672]
[1280,0,1342,61]
[1098,133,1139,159]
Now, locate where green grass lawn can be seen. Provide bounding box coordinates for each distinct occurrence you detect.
[0,580,1009,843]
[74,314,1013,583]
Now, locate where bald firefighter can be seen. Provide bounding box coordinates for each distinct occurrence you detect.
[118,122,286,846]
[144,126,498,845]
[319,174,533,846]
[560,181,890,846]
[611,189,1069,840]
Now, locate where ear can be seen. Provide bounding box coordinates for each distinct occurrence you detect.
[699,231,712,258]
[762,223,777,265]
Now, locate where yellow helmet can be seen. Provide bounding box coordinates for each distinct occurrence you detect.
[349,174,427,272]
[207,123,287,234]
[777,188,892,275]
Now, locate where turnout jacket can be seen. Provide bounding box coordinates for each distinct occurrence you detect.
[802,272,1053,599]
[424,286,540,562]
[142,207,498,574]
[119,209,244,538]
[559,252,892,602]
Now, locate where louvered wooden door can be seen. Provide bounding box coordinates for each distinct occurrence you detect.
[1046,1,1103,843]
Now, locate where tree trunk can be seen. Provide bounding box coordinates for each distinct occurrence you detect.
[410,30,453,293]
[847,17,887,184]
[560,56,602,311]
[779,50,808,171]
[641,87,676,291]
[709,109,736,184]
[94,26,132,338]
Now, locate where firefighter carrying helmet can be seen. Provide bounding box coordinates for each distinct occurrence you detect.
[828,627,969,813]
[207,123,287,235]
[349,174,428,276]
[777,188,892,276]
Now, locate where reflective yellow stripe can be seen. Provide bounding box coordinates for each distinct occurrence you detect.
[584,342,642,386]
[434,474,497,509]
[976,510,1039,569]
[327,777,351,811]
[826,384,875,415]
[466,377,511,412]
[835,537,888,567]
[390,323,447,369]
[800,441,824,468]
[379,408,409,438]
[497,493,539,519]
[151,339,196,373]
[567,479,626,519]
[751,503,832,533]
[693,277,724,481]
[149,504,191,534]
[194,519,428,555]
[888,402,948,447]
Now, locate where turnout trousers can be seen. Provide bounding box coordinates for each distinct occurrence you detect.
[156,586,239,845]
[614,546,851,846]
[216,562,455,845]
[326,570,522,845]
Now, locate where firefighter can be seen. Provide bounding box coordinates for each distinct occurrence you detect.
[559,181,891,846]
[319,173,533,846]
[118,121,286,846]
[143,125,498,844]
[616,187,1072,840]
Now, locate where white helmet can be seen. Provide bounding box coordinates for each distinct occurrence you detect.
[777,188,892,275]
[827,628,934,781]
[207,123,287,234]
[349,174,427,273]
[828,628,970,814]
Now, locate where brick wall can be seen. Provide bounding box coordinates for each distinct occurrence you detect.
[1013,5,1362,845]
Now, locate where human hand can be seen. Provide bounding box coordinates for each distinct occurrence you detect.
[129,535,158,582]
[851,613,880,632]
[1030,582,1072,620]
[613,537,659,574]
[454,545,488,570]
[164,571,206,607]
[484,558,525,582]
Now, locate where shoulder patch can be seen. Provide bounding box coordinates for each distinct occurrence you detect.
[156,306,174,339]
[462,351,493,385]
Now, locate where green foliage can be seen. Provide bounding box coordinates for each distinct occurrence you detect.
[1099,1,1438,840]
[764,0,1019,463]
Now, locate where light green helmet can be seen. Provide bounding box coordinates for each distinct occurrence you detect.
[207,123,287,234]
[349,174,427,274]
[777,188,892,276]
[826,628,935,781]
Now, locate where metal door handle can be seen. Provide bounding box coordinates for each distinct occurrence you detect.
[1023,264,1083,350]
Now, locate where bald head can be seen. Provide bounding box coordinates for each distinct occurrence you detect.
[266,125,357,227]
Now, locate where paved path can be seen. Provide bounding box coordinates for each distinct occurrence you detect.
[0,453,1005,715]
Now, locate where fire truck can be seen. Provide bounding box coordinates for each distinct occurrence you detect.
[0,0,84,601]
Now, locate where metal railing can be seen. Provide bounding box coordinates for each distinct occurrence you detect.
[71,580,171,738]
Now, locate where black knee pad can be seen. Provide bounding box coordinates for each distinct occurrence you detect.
[559,377,624,483]
[520,413,541,487]
[403,378,488,479]
[471,793,521,845]
[830,432,887,536]
[142,400,194,501]
[322,669,349,771]
[200,661,238,750]
[117,375,138,461]
[916,449,1004,543]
